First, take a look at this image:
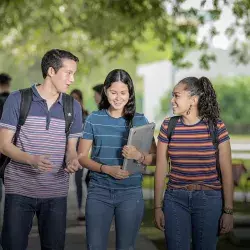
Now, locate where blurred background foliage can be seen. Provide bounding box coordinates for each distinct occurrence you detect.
[159,76,250,134]
[0,0,250,115]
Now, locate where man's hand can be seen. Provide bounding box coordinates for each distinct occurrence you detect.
[65,153,83,174]
[29,155,53,172]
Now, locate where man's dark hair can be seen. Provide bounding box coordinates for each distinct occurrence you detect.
[92,84,104,95]
[0,73,11,86]
[41,49,79,79]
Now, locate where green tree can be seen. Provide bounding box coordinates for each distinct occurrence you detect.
[2,0,249,69]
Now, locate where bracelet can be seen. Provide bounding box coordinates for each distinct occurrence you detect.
[100,164,104,173]
[223,207,233,215]
[154,206,162,209]
[137,152,145,164]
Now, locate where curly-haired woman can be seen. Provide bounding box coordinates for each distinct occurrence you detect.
[78,69,156,250]
[154,77,234,250]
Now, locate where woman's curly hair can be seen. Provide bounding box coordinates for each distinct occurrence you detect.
[179,76,220,127]
[98,69,136,128]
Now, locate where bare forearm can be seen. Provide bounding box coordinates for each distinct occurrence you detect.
[144,153,156,166]
[79,156,103,173]
[221,168,234,208]
[1,143,33,165]
[154,158,167,207]
[66,149,77,162]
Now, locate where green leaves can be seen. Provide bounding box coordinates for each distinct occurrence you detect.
[0,0,250,70]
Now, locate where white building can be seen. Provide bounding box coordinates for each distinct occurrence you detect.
[137,48,250,125]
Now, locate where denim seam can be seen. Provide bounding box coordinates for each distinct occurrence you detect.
[171,195,182,250]
[198,194,206,249]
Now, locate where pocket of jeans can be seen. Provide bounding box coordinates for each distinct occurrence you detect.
[87,184,98,195]
[202,190,222,198]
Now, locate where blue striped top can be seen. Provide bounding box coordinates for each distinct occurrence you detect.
[82,109,148,189]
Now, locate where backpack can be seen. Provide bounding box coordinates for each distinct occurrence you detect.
[167,116,221,181]
[0,87,74,181]
[0,92,9,119]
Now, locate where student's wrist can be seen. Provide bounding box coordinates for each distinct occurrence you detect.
[101,165,109,174]
[26,154,35,166]
[135,151,142,161]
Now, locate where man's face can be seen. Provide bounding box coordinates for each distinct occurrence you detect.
[94,92,102,105]
[50,59,77,93]
[0,83,10,94]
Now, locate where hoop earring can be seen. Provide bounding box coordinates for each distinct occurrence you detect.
[186,105,192,115]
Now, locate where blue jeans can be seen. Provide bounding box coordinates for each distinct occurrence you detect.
[163,189,222,250]
[86,184,144,250]
[75,168,88,211]
[1,194,67,250]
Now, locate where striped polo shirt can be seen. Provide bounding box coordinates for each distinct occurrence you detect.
[82,109,148,189]
[0,85,82,198]
[158,117,230,189]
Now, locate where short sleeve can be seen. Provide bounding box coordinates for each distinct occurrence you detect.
[133,113,149,127]
[157,118,170,144]
[0,91,21,132]
[69,100,83,139]
[217,120,230,144]
[82,114,94,140]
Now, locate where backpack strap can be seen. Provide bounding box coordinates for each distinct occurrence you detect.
[0,88,33,182]
[208,120,221,181]
[167,116,180,143]
[19,88,33,126]
[166,116,180,176]
[208,120,218,150]
[62,93,74,137]
[62,93,74,169]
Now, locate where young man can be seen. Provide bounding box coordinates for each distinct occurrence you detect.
[0,73,11,205]
[0,49,83,250]
[0,73,11,118]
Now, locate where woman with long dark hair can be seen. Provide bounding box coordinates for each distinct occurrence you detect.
[78,69,156,249]
[70,89,89,221]
[154,77,234,250]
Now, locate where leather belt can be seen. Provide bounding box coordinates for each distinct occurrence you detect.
[168,184,216,191]
[183,184,215,191]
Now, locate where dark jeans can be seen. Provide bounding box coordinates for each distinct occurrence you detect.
[163,189,223,250]
[86,184,144,250]
[1,194,67,250]
[75,168,88,211]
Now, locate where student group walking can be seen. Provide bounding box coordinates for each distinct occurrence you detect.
[0,49,234,250]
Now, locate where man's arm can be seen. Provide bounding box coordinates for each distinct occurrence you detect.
[66,138,78,162]
[0,128,53,171]
[0,128,33,164]
[64,100,83,173]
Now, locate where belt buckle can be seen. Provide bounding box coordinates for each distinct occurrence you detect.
[186,184,194,191]
[186,184,201,191]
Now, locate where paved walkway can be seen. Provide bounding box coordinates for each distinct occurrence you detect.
[1,175,250,249]
[25,179,158,250]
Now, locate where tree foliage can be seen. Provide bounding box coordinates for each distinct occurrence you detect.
[0,0,249,70]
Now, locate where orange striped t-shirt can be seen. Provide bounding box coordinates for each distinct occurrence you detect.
[158,117,230,189]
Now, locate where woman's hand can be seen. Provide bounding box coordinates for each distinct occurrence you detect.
[102,165,129,179]
[220,213,234,234]
[154,208,165,231]
[122,145,141,160]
